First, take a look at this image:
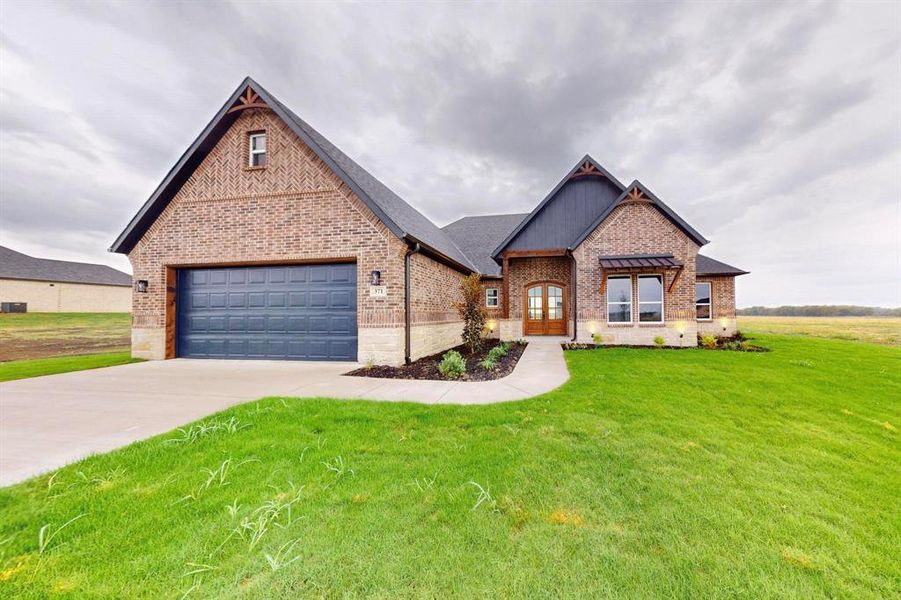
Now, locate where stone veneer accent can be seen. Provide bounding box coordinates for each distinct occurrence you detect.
[128,108,461,365]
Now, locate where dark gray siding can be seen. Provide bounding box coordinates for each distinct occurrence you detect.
[506,177,622,251]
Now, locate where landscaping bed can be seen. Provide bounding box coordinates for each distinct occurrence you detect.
[347,339,527,381]
[562,331,769,352]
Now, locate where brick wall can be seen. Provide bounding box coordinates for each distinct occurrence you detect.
[696,275,738,335]
[127,108,459,363]
[571,202,700,345]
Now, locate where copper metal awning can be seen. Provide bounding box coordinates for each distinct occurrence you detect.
[599,254,682,269]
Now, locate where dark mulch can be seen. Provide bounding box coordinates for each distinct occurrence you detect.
[346,339,527,381]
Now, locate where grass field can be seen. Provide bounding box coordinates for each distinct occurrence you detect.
[0,313,131,362]
[739,315,900,346]
[0,352,142,383]
[1,333,898,598]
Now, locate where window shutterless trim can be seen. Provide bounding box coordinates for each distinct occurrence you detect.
[637,273,664,324]
[485,287,499,308]
[695,280,712,321]
[606,274,632,324]
[248,131,267,167]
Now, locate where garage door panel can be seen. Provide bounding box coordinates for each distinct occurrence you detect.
[177,264,357,361]
[209,293,227,308]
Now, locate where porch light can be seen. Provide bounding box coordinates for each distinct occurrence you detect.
[135,280,148,293]
[370,270,381,286]
[587,321,597,335]
[719,317,729,333]
[487,319,497,332]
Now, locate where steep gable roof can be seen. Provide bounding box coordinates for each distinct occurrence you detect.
[569,179,708,249]
[442,213,529,276]
[0,246,132,286]
[491,155,626,258]
[110,77,475,272]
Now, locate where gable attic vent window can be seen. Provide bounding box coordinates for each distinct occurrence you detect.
[248,132,267,167]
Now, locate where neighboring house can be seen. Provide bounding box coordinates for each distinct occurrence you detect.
[0,246,132,312]
[111,77,747,364]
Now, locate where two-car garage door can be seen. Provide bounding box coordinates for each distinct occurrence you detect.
[176,263,357,361]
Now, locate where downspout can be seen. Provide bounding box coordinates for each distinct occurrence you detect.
[404,241,421,365]
[570,249,578,341]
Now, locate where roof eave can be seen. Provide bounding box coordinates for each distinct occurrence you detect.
[109,77,256,254]
[403,234,475,275]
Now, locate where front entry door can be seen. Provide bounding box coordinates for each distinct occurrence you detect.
[523,283,566,335]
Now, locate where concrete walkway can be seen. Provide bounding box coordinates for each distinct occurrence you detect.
[0,340,568,485]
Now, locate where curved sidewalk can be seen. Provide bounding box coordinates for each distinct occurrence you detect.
[290,338,570,404]
[0,340,568,485]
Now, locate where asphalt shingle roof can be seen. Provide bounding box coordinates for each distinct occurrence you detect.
[0,246,132,286]
[442,213,529,276]
[269,94,476,271]
[696,254,748,276]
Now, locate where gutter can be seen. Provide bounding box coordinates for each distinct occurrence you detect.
[404,241,421,365]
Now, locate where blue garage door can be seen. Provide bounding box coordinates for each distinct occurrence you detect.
[177,264,357,361]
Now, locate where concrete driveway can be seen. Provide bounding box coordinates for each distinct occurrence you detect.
[0,341,568,486]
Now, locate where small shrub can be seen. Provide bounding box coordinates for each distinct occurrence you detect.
[479,357,498,371]
[455,274,487,355]
[700,335,718,349]
[487,344,508,362]
[653,336,665,347]
[438,350,466,379]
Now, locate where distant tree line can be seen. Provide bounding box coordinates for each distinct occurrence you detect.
[738,305,901,317]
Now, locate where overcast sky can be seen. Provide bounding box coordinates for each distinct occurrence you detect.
[1,1,899,307]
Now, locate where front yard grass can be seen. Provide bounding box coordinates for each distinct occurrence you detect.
[0,352,142,383]
[1,334,898,598]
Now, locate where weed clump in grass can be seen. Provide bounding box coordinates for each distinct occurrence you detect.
[165,417,248,445]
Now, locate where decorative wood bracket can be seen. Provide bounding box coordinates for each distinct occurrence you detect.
[620,186,653,205]
[569,160,606,180]
[226,85,269,114]
[667,265,684,292]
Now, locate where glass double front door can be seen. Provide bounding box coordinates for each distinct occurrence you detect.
[524,283,566,335]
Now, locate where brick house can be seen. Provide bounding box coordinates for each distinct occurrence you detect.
[111,77,747,365]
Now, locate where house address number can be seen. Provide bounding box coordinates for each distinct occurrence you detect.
[369,285,388,298]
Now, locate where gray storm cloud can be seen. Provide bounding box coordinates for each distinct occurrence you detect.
[0,0,898,306]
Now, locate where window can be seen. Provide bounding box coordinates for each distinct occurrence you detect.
[528,286,543,320]
[606,276,632,323]
[486,288,499,308]
[248,132,266,167]
[638,275,664,323]
[547,285,563,320]
[696,282,712,320]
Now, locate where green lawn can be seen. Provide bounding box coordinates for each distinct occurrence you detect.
[0,352,142,383]
[1,334,898,598]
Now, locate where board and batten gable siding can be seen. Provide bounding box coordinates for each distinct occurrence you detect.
[504,177,622,252]
[0,279,132,312]
[127,107,452,364]
[572,201,701,345]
